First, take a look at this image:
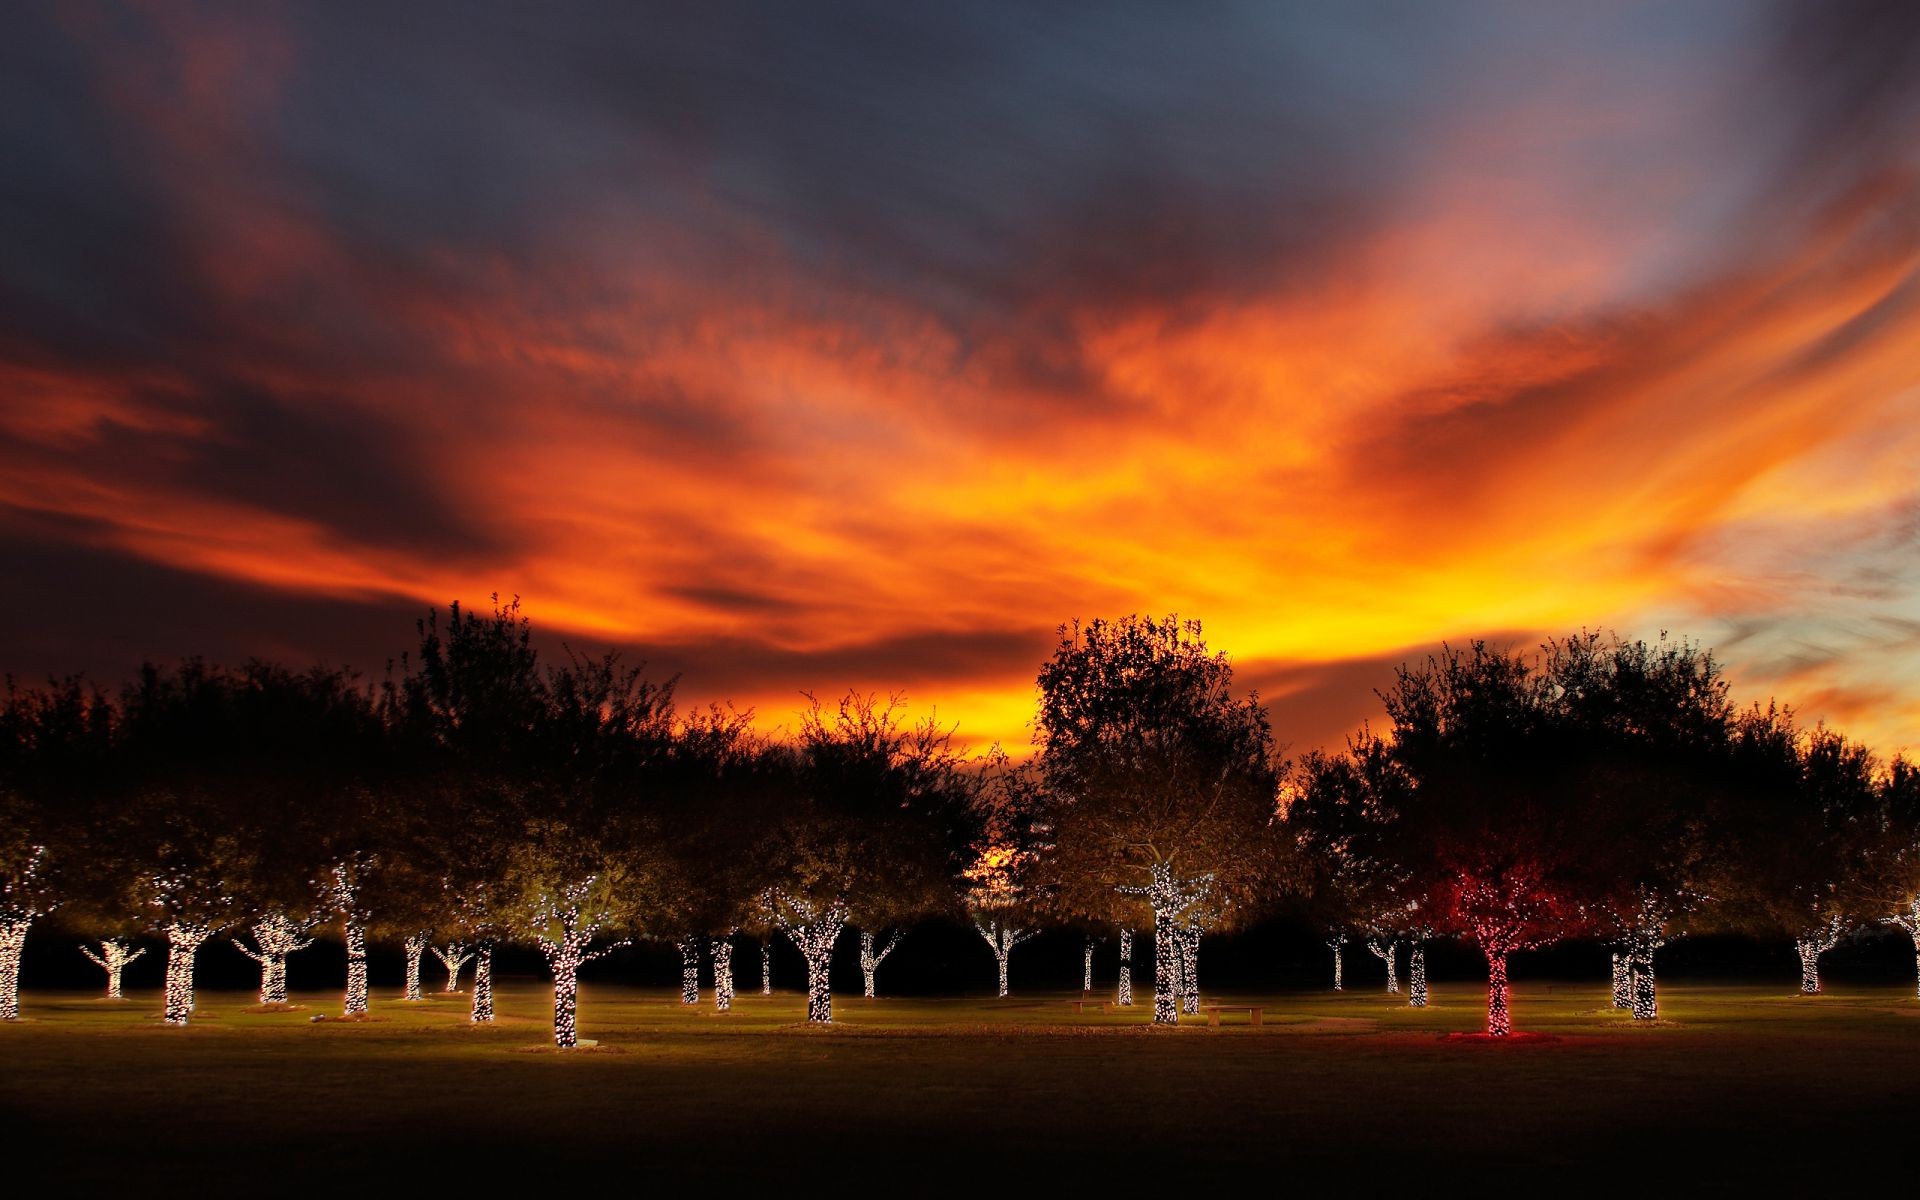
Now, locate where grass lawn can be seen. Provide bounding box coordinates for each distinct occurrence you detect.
[4,979,1918,1195]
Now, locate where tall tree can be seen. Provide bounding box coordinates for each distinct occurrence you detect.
[1029,617,1283,1025]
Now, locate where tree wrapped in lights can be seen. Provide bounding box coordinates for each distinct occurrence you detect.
[1366,938,1400,995]
[80,938,146,999]
[858,928,904,999]
[1610,952,1630,1008]
[1116,928,1134,1005]
[233,911,318,1006]
[1025,617,1286,1027]
[0,842,54,1021]
[973,917,1036,997]
[401,931,430,1000]
[323,855,377,1016]
[709,933,736,1011]
[150,862,237,1026]
[525,874,630,1049]
[1407,931,1431,1007]
[432,942,473,992]
[1081,934,1102,993]
[676,937,701,1005]
[759,937,774,995]
[766,889,846,1023]
[1325,931,1346,991]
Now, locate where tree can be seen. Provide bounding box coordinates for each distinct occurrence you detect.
[1872,757,1920,997]
[232,911,318,1007]
[79,938,145,999]
[1028,616,1284,1025]
[0,840,53,1020]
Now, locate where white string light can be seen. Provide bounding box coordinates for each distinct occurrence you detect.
[470,944,495,1023]
[432,942,473,992]
[1795,913,1846,995]
[232,911,318,1006]
[676,937,700,1006]
[402,931,430,1001]
[1082,936,1101,993]
[710,933,736,1012]
[766,891,846,1023]
[1611,951,1630,1009]
[1367,939,1401,994]
[1408,940,1428,1007]
[530,876,629,1049]
[323,858,375,1017]
[1116,928,1134,1006]
[0,845,51,1022]
[79,938,146,999]
[858,929,903,998]
[1326,931,1347,991]
[973,917,1036,997]
[1119,864,1211,1024]
[151,868,233,1026]
[759,938,773,996]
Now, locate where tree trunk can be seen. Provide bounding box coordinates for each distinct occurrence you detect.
[1083,940,1095,993]
[1179,927,1200,1015]
[678,938,700,1006]
[1630,948,1657,1020]
[403,935,426,1002]
[1331,941,1344,991]
[342,921,369,1016]
[1408,943,1428,1008]
[1152,909,1178,1025]
[1611,952,1630,1009]
[1116,928,1134,1006]
[552,951,581,1049]
[1485,951,1511,1037]
[995,950,1011,998]
[259,954,289,1006]
[805,953,832,1024]
[860,930,879,998]
[163,925,207,1026]
[0,920,27,1021]
[469,945,494,1024]
[1796,938,1820,994]
[711,937,734,1012]
[1368,940,1400,994]
[760,939,773,995]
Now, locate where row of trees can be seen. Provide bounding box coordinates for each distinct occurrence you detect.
[3,604,1917,1043]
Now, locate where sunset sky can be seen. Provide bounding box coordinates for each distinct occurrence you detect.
[2,1,1917,756]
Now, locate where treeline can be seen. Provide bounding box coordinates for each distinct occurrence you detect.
[1,604,1915,1044]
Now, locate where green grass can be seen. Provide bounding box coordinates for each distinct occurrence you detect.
[5,980,1919,1194]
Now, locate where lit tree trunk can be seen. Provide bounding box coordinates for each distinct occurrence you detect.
[342,921,369,1017]
[0,918,28,1021]
[1116,928,1134,1006]
[1485,951,1512,1037]
[402,933,428,1001]
[532,879,628,1049]
[1179,925,1200,1015]
[760,938,773,995]
[1630,947,1658,1020]
[469,944,494,1023]
[858,929,903,999]
[81,940,146,1000]
[678,938,700,1005]
[1327,935,1346,991]
[1121,863,1211,1026]
[974,919,1034,998]
[232,913,315,1006]
[1408,942,1428,1007]
[1083,939,1096,993]
[710,936,734,1012]
[777,897,846,1024]
[433,943,472,992]
[551,950,583,1049]
[1796,918,1844,995]
[163,922,213,1026]
[1368,939,1400,994]
[1611,952,1630,1009]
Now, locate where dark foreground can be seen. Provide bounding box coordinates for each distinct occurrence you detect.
[3,981,1916,1196]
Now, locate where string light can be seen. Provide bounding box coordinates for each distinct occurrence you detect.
[79,938,147,1000]
[1408,940,1428,1007]
[151,868,234,1026]
[0,845,52,1022]
[1118,863,1213,1025]
[1883,897,1920,1000]
[323,858,375,1017]
[1611,952,1630,1009]
[766,891,846,1023]
[470,944,495,1024]
[1795,913,1846,995]
[1367,939,1401,994]
[530,876,630,1049]
[1452,875,1560,1037]
[1178,921,1203,1015]
[402,931,430,1001]
[677,938,700,1005]
[1326,932,1347,992]
[432,942,473,992]
[760,938,773,996]
[973,917,1036,997]
[446,883,498,1024]
[858,929,904,998]
[232,912,318,1006]
[1082,936,1102,993]
[1116,928,1134,1006]
[710,933,736,1012]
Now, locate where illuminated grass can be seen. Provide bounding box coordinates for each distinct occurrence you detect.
[3,981,1915,1193]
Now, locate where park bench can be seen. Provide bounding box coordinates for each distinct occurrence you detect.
[1068,999,1108,1013]
[1200,1004,1264,1027]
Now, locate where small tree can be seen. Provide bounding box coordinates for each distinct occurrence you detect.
[232,911,319,1006]
[79,938,146,999]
